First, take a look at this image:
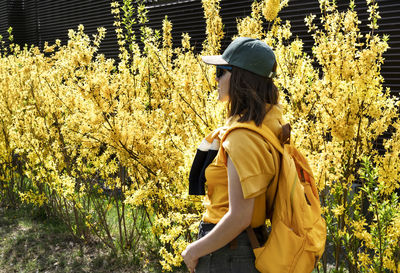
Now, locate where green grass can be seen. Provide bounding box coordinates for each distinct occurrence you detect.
[0,205,344,273]
[0,206,174,273]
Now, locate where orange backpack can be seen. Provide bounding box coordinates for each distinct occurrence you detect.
[222,122,326,273]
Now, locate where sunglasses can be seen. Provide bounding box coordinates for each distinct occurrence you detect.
[216,65,232,78]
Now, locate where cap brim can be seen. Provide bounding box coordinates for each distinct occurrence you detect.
[201,55,229,65]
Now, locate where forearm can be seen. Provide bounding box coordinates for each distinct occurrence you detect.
[182,156,254,271]
[188,210,248,258]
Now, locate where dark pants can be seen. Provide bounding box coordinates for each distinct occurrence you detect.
[195,222,260,273]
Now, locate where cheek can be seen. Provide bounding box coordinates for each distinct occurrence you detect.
[220,78,230,101]
[224,74,231,93]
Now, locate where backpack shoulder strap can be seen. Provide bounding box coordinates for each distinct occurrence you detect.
[220,121,291,155]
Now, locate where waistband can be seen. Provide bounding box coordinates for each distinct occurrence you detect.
[198,221,269,246]
[199,222,216,232]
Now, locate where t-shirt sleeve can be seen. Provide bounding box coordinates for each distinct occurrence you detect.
[222,128,276,199]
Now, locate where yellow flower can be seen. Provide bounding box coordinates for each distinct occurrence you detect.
[262,0,280,22]
[181,33,191,50]
[162,17,173,49]
[202,0,224,55]
[332,205,345,217]
[1,1,399,271]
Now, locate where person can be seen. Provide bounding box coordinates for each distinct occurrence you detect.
[182,37,284,273]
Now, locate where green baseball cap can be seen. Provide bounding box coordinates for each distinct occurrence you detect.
[202,37,276,78]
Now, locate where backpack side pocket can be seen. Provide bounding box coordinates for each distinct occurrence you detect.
[254,219,305,273]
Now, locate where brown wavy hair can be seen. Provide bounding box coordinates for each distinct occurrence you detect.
[228,63,279,126]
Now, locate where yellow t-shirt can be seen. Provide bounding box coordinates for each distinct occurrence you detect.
[202,105,283,227]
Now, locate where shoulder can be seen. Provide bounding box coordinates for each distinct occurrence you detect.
[222,128,272,157]
[223,128,265,145]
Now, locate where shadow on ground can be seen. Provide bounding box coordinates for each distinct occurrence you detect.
[0,207,145,273]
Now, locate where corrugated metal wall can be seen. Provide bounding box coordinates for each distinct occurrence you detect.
[23,0,38,46]
[141,0,399,97]
[22,0,118,58]
[0,0,397,153]
[143,0,205,50]
[378,1,400,95]
[0,0,398,96]
[6,0,25,45]
[0,1,9,44]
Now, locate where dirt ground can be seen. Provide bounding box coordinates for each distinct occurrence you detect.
[0,207,166,273]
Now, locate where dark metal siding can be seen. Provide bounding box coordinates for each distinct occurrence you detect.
[8,0,25,46]
[35,0,118,59]
[0,1,9,45]
[12,0,118,58]
[143,0,205,49]
[219,0,253,49]
[141,0,400,99]
[276,0,400,150]
[378,1,400,96]
[1,0,399,97]
[277,0,400,97]
[23,0,39,48]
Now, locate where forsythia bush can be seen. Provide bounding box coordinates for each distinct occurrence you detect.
[0,0,399,272]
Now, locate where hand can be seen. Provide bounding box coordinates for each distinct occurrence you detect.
[181,245,199,273]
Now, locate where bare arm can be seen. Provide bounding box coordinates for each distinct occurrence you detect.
[182,156,255,272]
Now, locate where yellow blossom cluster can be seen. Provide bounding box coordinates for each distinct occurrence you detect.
[236,1,264,39]
[1,0,399,271]
[19,190,47,207]
[235,0,400,271]
[201,0,224,55]
[262,0,280,22]
[0,0,225,268]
